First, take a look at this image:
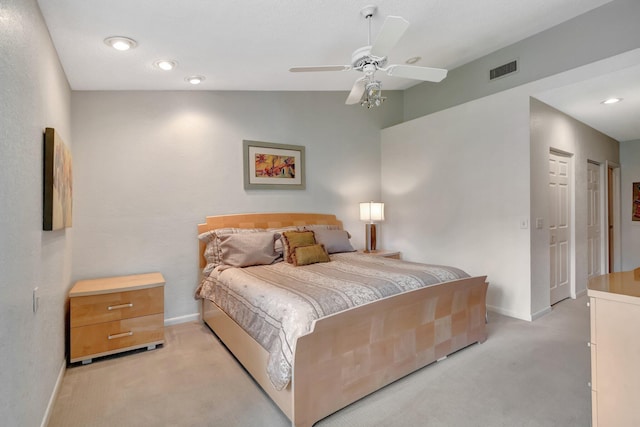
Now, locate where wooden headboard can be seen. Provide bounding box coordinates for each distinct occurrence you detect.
[197,212,343,268]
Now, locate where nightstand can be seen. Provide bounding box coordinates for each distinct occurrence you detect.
[69,272,165,364]
[357,249,401,259]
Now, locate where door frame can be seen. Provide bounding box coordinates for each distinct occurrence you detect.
[604,161,621,273]
[549,148,576,301]
[587,160,603,281]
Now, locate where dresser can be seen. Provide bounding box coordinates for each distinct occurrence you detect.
[587,269,640,427]
[70,272,165,364]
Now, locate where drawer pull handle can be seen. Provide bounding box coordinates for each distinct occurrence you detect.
[108,331,133,340]
[107,303,133,311]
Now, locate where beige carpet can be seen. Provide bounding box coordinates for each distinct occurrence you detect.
[49,295,590,426]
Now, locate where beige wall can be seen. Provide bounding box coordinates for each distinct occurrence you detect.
[70,90,403,321]
[381,84,532,320]
[529,98,619,316]
[0,0,72,425]
[381,51,629,321]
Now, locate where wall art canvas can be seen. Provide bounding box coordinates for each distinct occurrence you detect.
[243,140,305,190]
[633,182,640,221]
[43,127,73,230]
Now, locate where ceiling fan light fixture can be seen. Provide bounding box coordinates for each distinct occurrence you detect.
[185,75,205,85]
[361,80,385,108]
[104,36,137,51]
[154,60,177,71]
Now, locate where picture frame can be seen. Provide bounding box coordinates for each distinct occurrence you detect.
[243,140,305,190]
[43,127,73,230]
[633,182,640,221]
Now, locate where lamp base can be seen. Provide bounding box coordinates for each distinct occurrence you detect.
[364,223,377,252]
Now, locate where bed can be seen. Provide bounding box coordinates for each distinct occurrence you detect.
[196,212,488,427]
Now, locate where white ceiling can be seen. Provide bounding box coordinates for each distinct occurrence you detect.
[536,63,640,142]
[37,0,640,141]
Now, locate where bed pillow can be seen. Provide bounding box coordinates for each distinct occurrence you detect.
[218,232,281,267]
[292,244,330,266]
[267,226,299,257]
[313,229,355,254]
[282,230,316,263]
[198,227,264,275]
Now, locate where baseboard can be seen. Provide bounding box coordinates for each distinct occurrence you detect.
[41,358,66,427]
[164,312,200,326]
[486,304,532,321]
[531,306,552,321]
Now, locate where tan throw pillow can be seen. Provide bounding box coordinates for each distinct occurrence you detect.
[292,244,330,266]
[267,226,300,256]
[282,230,316,263]
[218,232,280,267]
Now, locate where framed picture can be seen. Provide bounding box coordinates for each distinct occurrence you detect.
[243,140,305,190]
[633,182,640,221]
[43,127,73,230]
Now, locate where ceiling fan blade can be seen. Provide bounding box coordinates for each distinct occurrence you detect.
[289,65,351,72]
[385,65,448,82]
[369,16,409,58]
[345,78,366,105]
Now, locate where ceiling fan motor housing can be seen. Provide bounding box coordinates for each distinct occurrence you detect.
[351,46,388,71]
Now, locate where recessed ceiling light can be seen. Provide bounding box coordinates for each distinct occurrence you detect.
[154,60,177,71]
[104,36,137,51]
[185,76,205,85]
[601,97,623,105]
[405,56,421,65]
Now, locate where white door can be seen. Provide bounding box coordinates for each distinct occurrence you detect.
[549,152,572,304]
[587,161,601,280]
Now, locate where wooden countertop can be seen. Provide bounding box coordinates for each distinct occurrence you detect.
[587,269,640,303]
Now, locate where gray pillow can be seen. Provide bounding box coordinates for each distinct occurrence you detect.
[313,229,355,254]
[218,232,281,267]
[198,227,264,275]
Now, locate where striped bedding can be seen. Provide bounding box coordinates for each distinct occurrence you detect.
[195,252,469,390]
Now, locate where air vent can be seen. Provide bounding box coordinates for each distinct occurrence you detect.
[490,60,518,80]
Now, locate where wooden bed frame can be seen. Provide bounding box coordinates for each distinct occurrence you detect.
[198,213,488,427]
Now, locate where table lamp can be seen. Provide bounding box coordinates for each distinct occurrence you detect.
[360,201,384,252]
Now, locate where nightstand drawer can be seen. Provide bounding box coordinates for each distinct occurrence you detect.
[70,313,164,361]
[70,286,164,328]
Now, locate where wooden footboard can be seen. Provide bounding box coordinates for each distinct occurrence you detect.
[292,275,487,427]
[203,276,487,427]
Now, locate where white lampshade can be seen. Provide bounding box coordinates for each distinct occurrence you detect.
[360,202,385,222]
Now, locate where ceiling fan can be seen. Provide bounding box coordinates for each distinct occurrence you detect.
[289,5,448,108]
